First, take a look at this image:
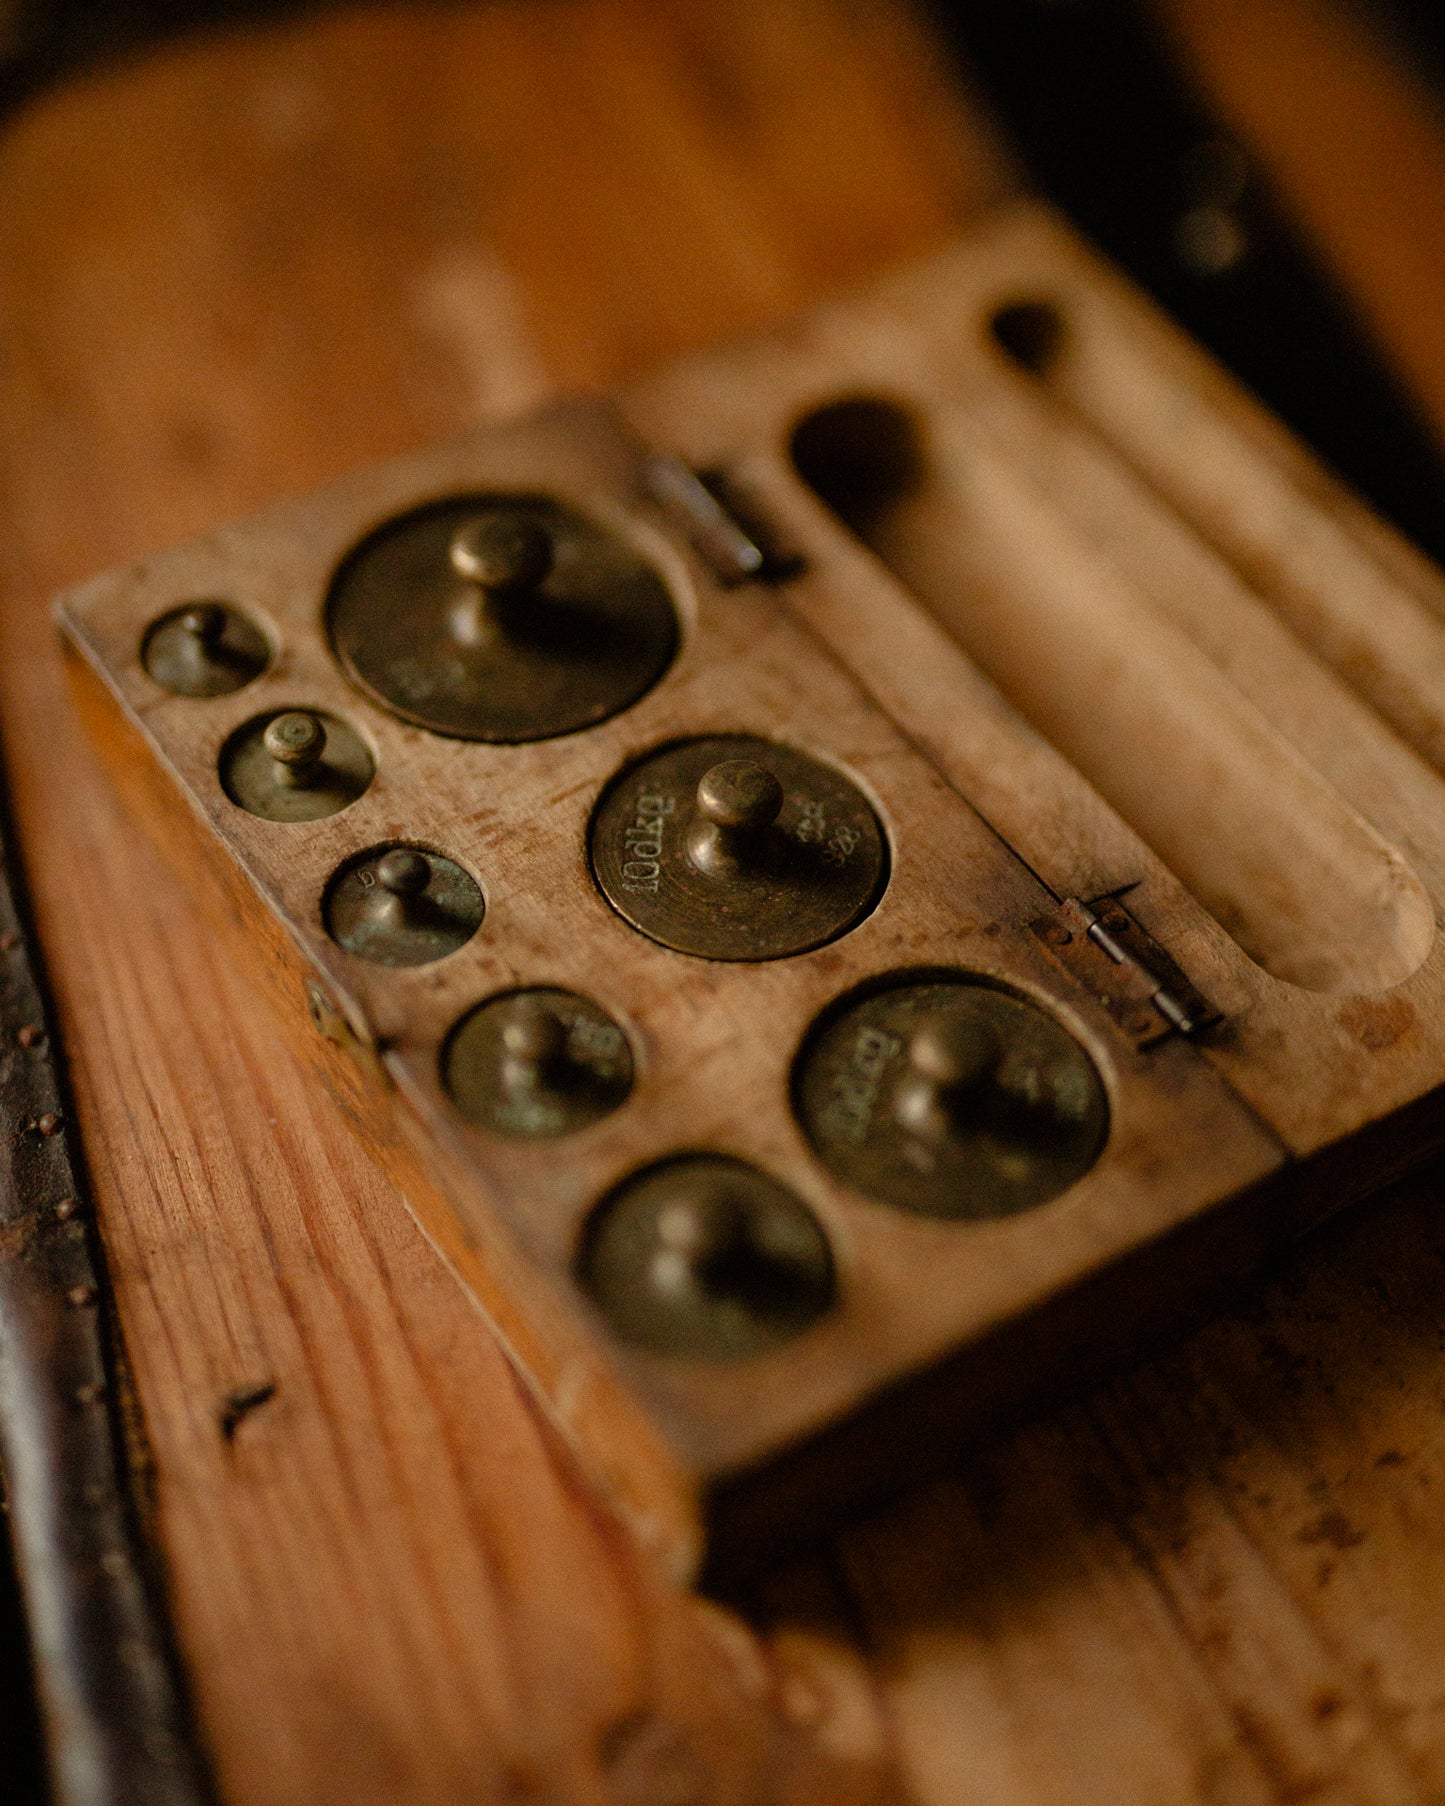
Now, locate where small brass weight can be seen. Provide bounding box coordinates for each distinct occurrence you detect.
[325,846,485,967]
[143,600,269,697]
[221,709,374,822]
[580,1155,835,1358]
[444,988,633,1138]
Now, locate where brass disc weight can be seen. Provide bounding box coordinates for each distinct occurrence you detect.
[143,601,269,698]
[220,709,374,823]
[796,976,1108,1219]
[444,987,633,1139]
[580,1154,835,1358]
[326,495,678,743]
[324,845,484,968]
[589,735,887,961]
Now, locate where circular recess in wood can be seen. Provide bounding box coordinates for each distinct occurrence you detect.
[987,298,1067,374]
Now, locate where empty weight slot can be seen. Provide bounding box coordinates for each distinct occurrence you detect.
[987,292,1445,781]
[791,397,1434,994]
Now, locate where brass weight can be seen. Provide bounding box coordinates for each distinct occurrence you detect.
[443,987,634,1138]
[589,735,887,961]
[326,496,677,743]
[142,601,269,698]
[219,709,375,822]
[324,845,485,967]
[579,1154,834,1358]
[795,976,1109,1219]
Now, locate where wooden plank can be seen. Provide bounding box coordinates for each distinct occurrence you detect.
[0,2,1003,1799]
[841,1166,1445,1805]
[13,1,1445,1803]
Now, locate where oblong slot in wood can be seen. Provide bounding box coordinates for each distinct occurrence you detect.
[987,292,1445,780]
[790,395,1434,994]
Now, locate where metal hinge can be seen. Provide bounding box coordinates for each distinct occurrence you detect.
[1029,894,1220,1049]
[641,453,802,585]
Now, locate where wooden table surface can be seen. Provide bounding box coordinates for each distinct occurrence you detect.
[6,2,1445,1801]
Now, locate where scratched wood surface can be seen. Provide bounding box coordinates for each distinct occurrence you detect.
[6,1,1445,1802]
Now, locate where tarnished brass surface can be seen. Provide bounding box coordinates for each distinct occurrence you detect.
[141,601,269,698]
[589,735,887,961]
[323,845,484,967]
[326,495,677,743]
[219,708,374,823]
[795,976,1109,1219]
[578,1154,835,1358]
[443,986,633,1138]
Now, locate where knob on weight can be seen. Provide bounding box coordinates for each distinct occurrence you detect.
[450,515,554,591]
[891,1010,1001,1143]
[180,601,226,647]
[264,710,328,787]
[686,759,784,877]
[498,997,574,1095]
[366,848,432,929]
[446,516,555,647]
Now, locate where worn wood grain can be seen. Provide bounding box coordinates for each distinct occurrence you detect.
[9,1,1445,1803]
[0,2,1003,1799]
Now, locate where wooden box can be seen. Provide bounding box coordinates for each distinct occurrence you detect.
[56,204,1445,1581]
